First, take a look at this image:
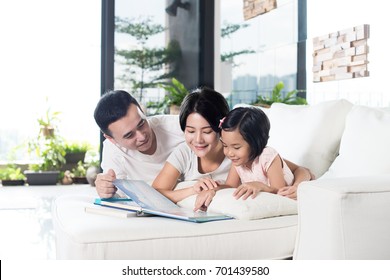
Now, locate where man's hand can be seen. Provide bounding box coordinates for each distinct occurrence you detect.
[95,169,117,198]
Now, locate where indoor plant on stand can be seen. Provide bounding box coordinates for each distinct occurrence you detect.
[25,104,65,185]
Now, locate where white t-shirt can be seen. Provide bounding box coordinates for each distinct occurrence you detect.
[101,114,184,184]
[167,142,231,183]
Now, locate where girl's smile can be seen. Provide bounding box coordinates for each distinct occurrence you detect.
[220,129,252,167]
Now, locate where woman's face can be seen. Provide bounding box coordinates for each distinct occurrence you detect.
[184,112,219,158]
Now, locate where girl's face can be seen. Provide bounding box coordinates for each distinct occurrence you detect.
[184,112,220,158]
[220,129,252,167]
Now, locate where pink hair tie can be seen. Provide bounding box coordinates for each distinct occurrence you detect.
[218,117,226,129]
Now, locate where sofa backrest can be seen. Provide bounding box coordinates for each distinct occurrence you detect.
[265,99,353,179]
[321,105,390,179]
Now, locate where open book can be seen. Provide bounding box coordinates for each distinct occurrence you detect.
[94,179,233,223]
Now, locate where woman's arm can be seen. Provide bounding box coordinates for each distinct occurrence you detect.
[193,165,240,211]
[152,162,196,203]
[278,159,314,199]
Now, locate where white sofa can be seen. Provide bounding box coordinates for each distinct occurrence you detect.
[52,99,390,259]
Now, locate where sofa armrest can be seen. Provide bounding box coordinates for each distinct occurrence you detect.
[293,174,390,259]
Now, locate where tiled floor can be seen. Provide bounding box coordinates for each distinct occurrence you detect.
[0,184,96,260]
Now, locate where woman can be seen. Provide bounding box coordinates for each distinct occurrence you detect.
[152,87,230,203]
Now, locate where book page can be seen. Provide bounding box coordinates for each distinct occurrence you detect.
[113,179,179,211]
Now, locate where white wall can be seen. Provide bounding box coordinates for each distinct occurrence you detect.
[307,0,390,107]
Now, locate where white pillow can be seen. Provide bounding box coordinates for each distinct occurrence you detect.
[267,99,353,178]
[177,188,297,220]
[321,105,390,179]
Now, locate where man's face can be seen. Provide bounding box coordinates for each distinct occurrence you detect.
[105,104,156,155]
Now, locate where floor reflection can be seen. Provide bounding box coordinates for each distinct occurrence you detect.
[0,185,96,260]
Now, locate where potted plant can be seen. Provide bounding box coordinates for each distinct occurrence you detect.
[160,77,188,114]
[253,81,308,107]
[37,102,61,138]
[25,103,65,185]
[70,161,88,184]
[0,164,26,186]
[25,137,66,185]
[63,141,90,171]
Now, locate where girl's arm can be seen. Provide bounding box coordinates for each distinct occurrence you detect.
[233,155,286,200]
[152,162,197,203]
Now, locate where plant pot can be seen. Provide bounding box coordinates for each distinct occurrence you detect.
[1,179,25,186]
[169,105,181,115]
[72,176,88,184]
[41,126,55,138]
[24,171,60,186]
[65,152,86,164]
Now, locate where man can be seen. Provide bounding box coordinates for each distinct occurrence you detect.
[93,90,184,198]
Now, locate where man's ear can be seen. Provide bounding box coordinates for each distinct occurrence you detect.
[103,133,116,144]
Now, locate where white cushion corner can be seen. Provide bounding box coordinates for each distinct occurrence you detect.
[178,188,297,220]
[267,99,353,178]
[323,105,390,179]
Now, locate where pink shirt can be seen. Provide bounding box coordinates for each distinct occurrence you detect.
[235,146,294,186]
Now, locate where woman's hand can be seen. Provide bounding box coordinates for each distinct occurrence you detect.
[277,185,298,200]
[193,177,219,193]
[277,167,315,200]
[194,189,216,212]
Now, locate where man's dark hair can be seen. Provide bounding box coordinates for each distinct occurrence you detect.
[221,107,270,162]
[179,87,230,133]
[94,90,141,136]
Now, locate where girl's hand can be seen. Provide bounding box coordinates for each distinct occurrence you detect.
[194,189,216,212]
[193,178,219,193]
[233,182,267,200]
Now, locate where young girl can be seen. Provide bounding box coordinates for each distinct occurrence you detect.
[152,87,231,203]
[220,106,295,200]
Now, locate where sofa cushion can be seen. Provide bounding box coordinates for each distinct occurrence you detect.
[321,105,390,179]
[177,187,297,220]
[267,99,353,179]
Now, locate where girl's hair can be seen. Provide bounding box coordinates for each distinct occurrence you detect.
[179,87,230,133]
[94,90,142,136]
[221,107,270,161]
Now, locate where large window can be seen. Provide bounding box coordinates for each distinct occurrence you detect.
[0,0,101,163]
[114,0,167,110]
[113,0,209,115]
[217,0,300,106]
